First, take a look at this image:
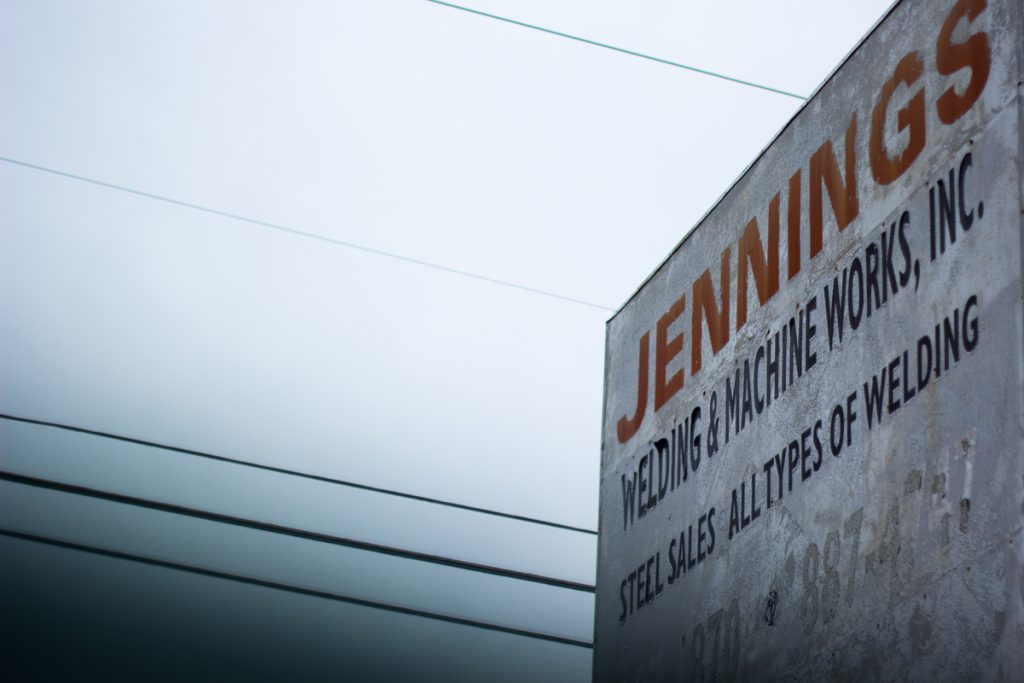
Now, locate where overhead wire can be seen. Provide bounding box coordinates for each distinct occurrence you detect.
[0,157,615,313]
[0,412,598,535]
[0,2,813,657]
[0,527,593,649]
[424,0,808,101]
[0,469,594,593]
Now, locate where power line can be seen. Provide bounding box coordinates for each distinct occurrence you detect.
[0,156,615,312]
[0,413,598,535]
[0,469,594,593]
[0,527,594,649]
[425,0,808,101]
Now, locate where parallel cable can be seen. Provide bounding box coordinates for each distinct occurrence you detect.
[425,0,807,100]
[0,527,593,648]
[0,412,598,535]
[0,469,593,592]
[0,156,615,312]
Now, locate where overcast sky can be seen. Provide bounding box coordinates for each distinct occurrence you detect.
[0,1,895,679]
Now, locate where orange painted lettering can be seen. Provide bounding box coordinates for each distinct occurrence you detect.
[870,52,926,185]
[655,295,686,411]
[936,0,990,124]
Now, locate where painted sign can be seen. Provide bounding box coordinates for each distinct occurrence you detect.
[595,0,1023,680]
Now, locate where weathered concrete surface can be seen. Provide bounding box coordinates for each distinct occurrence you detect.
[595,0,1024,680]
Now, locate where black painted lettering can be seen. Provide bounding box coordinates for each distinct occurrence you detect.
[863,370,886,429]
[751,472,762,521]
[676,419,689,484]
[943,308,960,371]
[963,295,979,351]
[729,489,740,540]
[766,330,780,403]
[741,479,751,528]
[754,344,766,414]
[805,295,818,370]
[897,211,911,288]
[938,169,956,254]
[824,270,848,350]
[958,153,974,231]
[637,561,646,608]
[880,221,898,302]
[687,525,696,571]
[707,507,717,554]
[812,419,823,471]
[619,578,628,623]
[621,472,637,530]
[741,359,754,429]
[830,403,844,456]
[669,425,677,491]
[848,256,864,330]
[887,355,901,415]
[655,438,670,502]
[638,452,649,518]
[846,391,857,447]
[800,427,813,482]
[865,242,881,316]
[781,322,788,392]
[691,406,702,473]
[902,349,916,404]
[929,186,937,261]
[917,334,933,391]
[788,312,804,383]
[698,514,708,562]
[787,440,800,493]
[645,556,656,604]
[763,459,776,508]
[725,367,740,443]
[774,450,786,501]
[667,538,678,584]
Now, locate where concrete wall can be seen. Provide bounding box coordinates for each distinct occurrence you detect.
[595,0,1024,680]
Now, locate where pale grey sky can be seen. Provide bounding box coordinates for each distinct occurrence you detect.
[0,1,894,679]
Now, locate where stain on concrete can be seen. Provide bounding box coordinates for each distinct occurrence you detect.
[993,610,1006,642]
[905,469,923,494]
[910,604,934,656]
